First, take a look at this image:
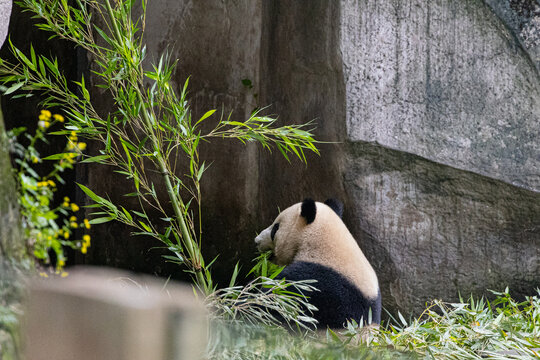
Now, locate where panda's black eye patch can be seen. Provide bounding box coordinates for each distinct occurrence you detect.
[271,223,279,241]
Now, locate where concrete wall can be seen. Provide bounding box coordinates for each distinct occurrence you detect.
[83,0,539,316]
[3,0,539,316]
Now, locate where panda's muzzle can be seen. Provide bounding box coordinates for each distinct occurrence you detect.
[254,225,274,253]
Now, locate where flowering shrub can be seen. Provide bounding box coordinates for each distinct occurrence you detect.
[8,110,91,274]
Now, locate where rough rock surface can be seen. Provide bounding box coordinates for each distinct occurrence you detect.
[339,0,540,314]
[341,0,540,192]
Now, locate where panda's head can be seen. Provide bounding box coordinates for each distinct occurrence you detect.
[254,198,344,266]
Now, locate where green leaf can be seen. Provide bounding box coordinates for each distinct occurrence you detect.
[77,183,117,214]
[195,109,216,126]
[121,207,133,222]
[139,221,152,232]
[229,262,240,288]
[77,183,103,203]
[4,82,25,95]
[42,153,73,160]
[132,210,148,219]
[88,216,114,225]
[80,155,111,163]
[12,44,36,71]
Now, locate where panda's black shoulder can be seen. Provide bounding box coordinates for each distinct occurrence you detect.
[278,261,381,328]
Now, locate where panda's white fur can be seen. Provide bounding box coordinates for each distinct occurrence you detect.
[255,199,381,327]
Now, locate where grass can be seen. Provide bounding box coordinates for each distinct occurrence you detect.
[208,288,540,360]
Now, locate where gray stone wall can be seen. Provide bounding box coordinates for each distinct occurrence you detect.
[341,0,540,191]
[339,0,540,314]
[5,0,532,316]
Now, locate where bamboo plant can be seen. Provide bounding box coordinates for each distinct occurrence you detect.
[0,0,319,295]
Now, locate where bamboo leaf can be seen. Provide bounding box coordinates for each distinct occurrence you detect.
[42,153,73,160]
[195,109,216,126]
[4,82,25,95]
[80,155,111,163]
[88,216,114,225]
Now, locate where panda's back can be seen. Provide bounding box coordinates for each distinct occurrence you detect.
[280,261,382,328]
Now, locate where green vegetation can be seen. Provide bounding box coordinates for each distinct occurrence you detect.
[365,289,540,359]
[209,289,540,359]
[7,110,91,274]
[0,0,318,294]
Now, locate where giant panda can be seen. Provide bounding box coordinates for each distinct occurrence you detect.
[254,198,381,329]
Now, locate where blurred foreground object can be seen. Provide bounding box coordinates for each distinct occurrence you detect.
[25,267,207,360]
[0,0,11,48]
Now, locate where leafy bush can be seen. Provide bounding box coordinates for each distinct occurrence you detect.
[7,109,91,273]
[337,288,540,359]
[205,289,540,359]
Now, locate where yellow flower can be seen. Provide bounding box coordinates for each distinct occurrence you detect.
[70,222,78,228]
[64,196,70,202]
[47,236,52,241]
[40,110,52,118]
[63,232,70,239]
[84,218,91,229]
[71,203,80,212]
[81,245,87,254]
[37,181,47,187]
[69,131,78,141]
[83,234,91,244]
[31,156,39,163]
[69,216,77,222]
[39,272,49,278]
[53,114,64,122]
[67,141,76,150]
[77,142,87,151]
[62,201,69,208]
[61,272,69,278]
[47,180,56,187]
[58,259,65,267]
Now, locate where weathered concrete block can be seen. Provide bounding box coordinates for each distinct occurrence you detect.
[25,268,206,360]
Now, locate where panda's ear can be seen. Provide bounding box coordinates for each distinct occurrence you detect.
[324,198,343,218]
[300,198,317,224]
